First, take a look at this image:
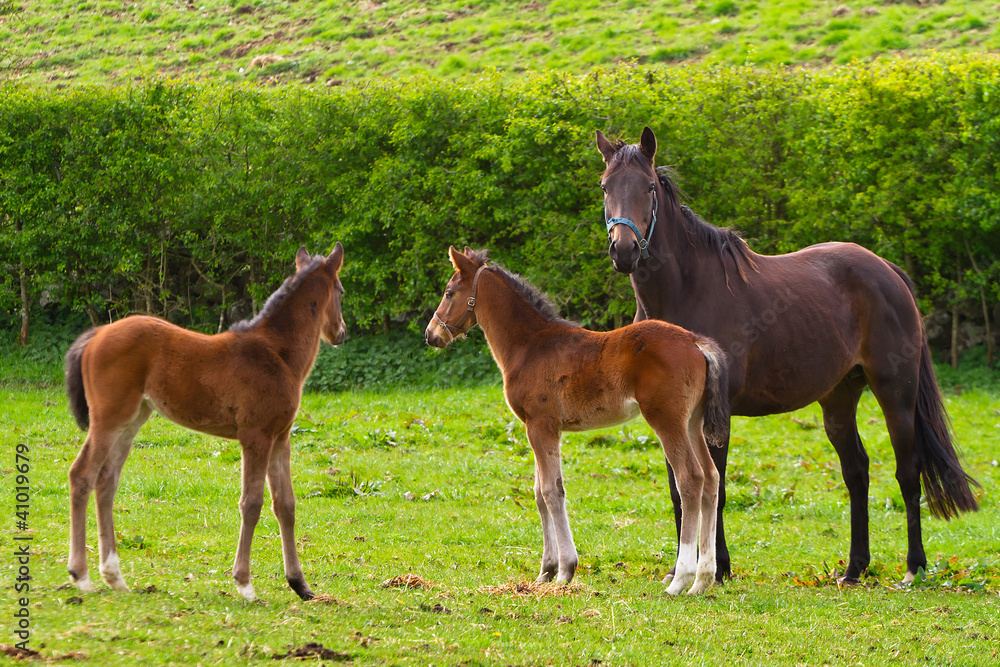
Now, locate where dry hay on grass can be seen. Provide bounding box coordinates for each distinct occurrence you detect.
[272,643,350,661]
[249,54,283,68]
[306,593,345,605]
[1,644,86,661]
[480,580,586,598]
[381,573,433,589]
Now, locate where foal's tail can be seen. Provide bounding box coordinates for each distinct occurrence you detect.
[65,327,99,431]
[695,337,730,448]
[888,262,980,519]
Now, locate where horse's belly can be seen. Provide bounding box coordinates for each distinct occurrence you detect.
[143,395,239,440]
[561,397,641,432]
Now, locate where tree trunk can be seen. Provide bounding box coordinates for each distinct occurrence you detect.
[964,237,993,368]
[951,253,961,369]
[17,219,28,346]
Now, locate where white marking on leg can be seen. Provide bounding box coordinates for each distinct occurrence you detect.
[902,571,916,584]
[237,582,256,600]
[688,555,717,596]
[99,551,130,592]
[73,573,96,592]
[666,540,697,595]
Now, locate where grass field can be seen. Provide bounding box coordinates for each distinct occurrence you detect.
[5,0,1000,87]
[2,381,998,665]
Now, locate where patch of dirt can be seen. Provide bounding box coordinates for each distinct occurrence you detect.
[249,54,283,68]
[480,580,586,597]
[306,593,344,605]
[381,573,432,589]
[272,643,351,661]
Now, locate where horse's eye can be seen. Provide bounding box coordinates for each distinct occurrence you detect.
[445,290,454,299]
[648,183,655,192]
[600,184,607,192]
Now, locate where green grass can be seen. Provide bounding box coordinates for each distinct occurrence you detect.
[2,382,998,664]
[4,1,1000,87]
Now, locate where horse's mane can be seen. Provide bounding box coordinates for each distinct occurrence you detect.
[229,254,327,333]
[655,167,759,284]
[466,249,579,328]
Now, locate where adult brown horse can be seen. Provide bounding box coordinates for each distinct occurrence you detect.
[64,244,345,600]
[425,246,730,595]
[596,127,979,584]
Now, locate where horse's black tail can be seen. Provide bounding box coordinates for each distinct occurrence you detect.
[887,261,980,519]
[696,337,730,448]
[65,327,99,431]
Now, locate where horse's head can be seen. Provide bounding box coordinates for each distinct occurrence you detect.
[296,243,346,345]
[596,126,659,275]
[425,246,487,348]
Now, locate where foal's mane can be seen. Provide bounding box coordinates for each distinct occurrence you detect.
[603,138,757,283]
[466,249,579,328]
[230,254,327,333]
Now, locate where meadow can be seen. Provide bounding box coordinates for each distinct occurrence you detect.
[2,376,998,665]
[4,0,1000,87]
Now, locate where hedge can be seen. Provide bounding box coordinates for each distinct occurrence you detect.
[2,56,998,359]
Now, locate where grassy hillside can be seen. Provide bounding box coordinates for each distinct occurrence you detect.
[5,0,1000,87]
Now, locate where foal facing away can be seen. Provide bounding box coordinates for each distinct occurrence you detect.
[64,244,346,600]
[426,246,730,595]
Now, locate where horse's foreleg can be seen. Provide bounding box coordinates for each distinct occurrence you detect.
[95,402,150,592]
[532,460,559,582]
[526,419,577,583]
[233,429,274,601]
[266,432,314,600]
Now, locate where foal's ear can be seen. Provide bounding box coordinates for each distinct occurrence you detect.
[327,242,344,273]
[596,129,616,163]
[639,126,657,160]
[449,245,477,274]
[295,245,311,271]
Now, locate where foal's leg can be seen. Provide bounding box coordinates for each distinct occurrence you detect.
[818,373,869,583]
[95,401,152,591]
[232,428,275,600]
[665,438,730,584]
[533,457,559,582]
[686,412,719,596]
[526,419,577,583]
[266,430,315,600]
[68,432,110,592]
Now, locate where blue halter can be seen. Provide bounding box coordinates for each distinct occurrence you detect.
[605,190,658,259]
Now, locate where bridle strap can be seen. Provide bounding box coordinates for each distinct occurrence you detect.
[605,189,658,259]
[434,263,489,340]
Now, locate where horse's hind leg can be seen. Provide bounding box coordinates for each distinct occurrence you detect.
[266,430,314,600]
[818,371,869,582]
[95,401,152,592]
[232,428,274,600]
[526,419,577,583]
[686,409,719,596]
[865,366,924,583]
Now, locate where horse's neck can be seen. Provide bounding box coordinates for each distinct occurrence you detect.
[474,273,551,375]
[636,199,734,320]
[259,279,327,380]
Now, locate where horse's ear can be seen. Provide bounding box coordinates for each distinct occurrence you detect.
[449,245,476,274]
[295,245,311,271]
[327,242,344,273]
[463,246,474,256]
[596,129,615,163]
[639,126,657,160]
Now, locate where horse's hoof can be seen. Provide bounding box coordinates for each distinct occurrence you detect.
[837,575,861,586]
[236,582,256,600]
[73,575,96,592]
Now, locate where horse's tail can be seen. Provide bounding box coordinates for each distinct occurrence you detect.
[65,327,99,431]
[695,337,730,448]
[887,261,980,519]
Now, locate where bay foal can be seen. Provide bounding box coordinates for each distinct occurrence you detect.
[64,244,345,600]
[425,247,729,595]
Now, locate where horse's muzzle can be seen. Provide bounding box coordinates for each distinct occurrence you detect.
[609,240,640,275]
